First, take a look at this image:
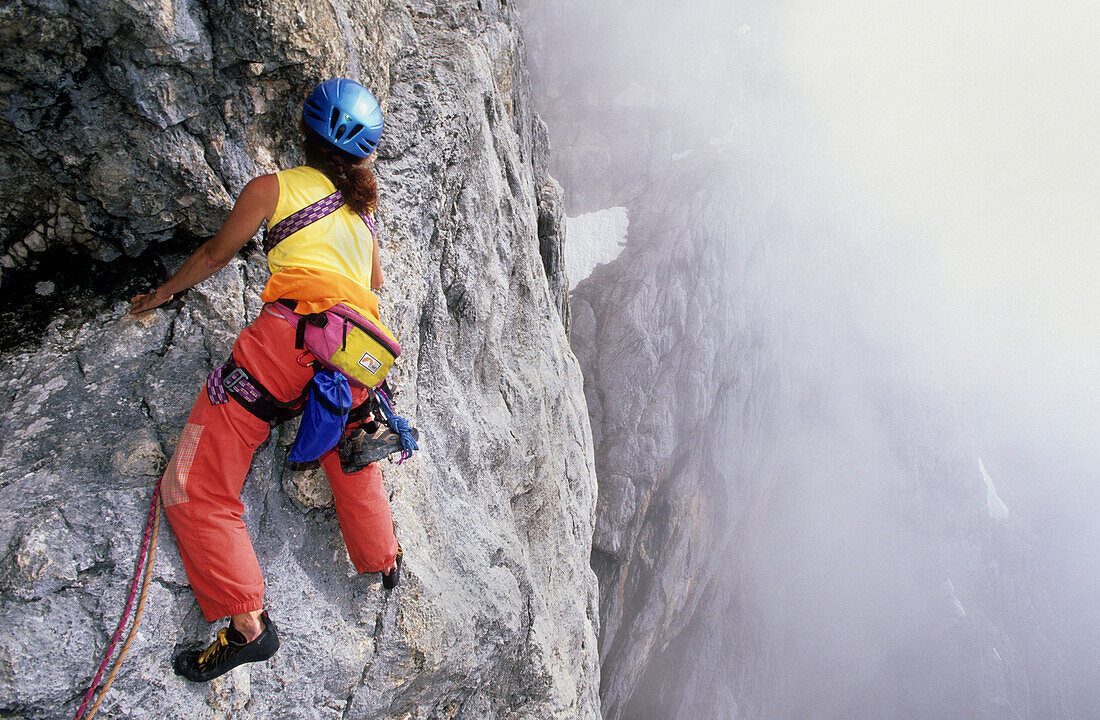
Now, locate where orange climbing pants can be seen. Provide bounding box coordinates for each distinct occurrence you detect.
[160,307,399,621]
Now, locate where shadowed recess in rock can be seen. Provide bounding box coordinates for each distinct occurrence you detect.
[0,244,174,351]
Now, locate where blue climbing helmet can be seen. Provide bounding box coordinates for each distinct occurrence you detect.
[302,79,383,158]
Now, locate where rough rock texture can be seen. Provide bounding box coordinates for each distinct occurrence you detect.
[0,2,598,719]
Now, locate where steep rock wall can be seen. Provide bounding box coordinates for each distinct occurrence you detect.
[0,1,598,719]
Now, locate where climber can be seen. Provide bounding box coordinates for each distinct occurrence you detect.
[130,79,404,682]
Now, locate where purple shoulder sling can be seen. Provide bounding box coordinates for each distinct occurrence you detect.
[263,190,376,254]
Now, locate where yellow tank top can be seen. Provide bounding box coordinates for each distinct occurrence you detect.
[260,166,381,320]
[267,165,374,286]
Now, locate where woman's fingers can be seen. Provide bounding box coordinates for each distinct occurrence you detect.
[129,294,151,314]
[130,291,172,315]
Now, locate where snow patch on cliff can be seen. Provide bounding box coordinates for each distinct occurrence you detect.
[979,456,1011,520]
[566,207,628,289]
[944,579,967,619]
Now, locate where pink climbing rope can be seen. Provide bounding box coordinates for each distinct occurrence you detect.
[73,480,161,720]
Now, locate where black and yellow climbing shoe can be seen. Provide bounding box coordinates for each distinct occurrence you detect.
[339,422,420,474]
[173,611,279,682]
[382,546,403,590]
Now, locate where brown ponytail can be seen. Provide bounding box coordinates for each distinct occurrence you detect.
[300,121,378,216]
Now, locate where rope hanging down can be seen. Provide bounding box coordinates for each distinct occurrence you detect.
[71,386,410,716]
[73,481,162,720]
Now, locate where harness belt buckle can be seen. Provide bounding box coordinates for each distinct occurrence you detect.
[223,367,247,391]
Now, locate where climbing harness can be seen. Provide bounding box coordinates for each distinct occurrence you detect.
[73,481,162,720]
[207,355,308,424]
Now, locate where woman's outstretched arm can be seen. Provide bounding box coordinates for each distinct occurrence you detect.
[370,230,383,290]
[130,174,279,314]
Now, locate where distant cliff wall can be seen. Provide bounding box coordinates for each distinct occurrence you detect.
[520,3,1070,719]
[568,146,1065,720]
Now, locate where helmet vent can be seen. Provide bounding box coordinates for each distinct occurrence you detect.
[357,140,374,153]
[334,125,347,140]
[329,106,341,130]
[304,99,325,122]
[348,123,364,140]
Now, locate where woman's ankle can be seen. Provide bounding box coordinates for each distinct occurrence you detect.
[230,609,266,641]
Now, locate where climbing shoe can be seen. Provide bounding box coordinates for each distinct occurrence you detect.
[173,611,279,682]
[382,546,403,590]
[339,422,420,473]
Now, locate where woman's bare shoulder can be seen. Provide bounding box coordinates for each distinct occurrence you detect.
[239,174,280,221]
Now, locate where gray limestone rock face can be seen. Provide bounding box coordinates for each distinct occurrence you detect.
[0,1,599,719]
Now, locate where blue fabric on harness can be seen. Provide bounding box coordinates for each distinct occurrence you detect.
[288,370,353,463]
[375,385,419,463]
